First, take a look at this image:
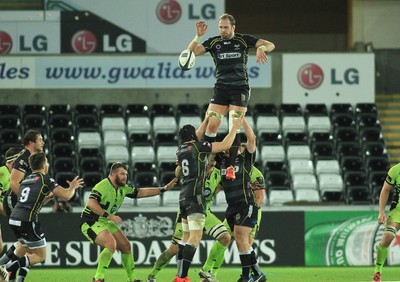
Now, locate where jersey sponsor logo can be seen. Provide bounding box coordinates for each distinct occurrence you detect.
[218,52,241,59]
[223,41,231,45]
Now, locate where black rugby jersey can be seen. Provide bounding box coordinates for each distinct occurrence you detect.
[5,149,32,209]
[176,141,212,200]
[219,148,255,205]
[10,172,59,222]
[202,33,259,88]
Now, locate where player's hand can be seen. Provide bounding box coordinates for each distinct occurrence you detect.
[232,115,244,129]
[108,214,123,224]
[377,212,386,224]
[67,176,84,189]
[256,47,268,64]
[196,20,208,37]
[250,181,260,190]
[164,178,178,191]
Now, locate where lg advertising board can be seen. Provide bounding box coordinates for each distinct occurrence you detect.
[282,54,375,106]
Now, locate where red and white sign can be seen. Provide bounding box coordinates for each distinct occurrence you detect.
[282,54,375,106]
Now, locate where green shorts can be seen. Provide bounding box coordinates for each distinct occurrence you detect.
[387,206,400,224]
[81,219,121,244]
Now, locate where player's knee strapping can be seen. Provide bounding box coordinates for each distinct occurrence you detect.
[383,225,397,237]
[207,110,224,121]
[187,213,206,230]
[229,110,245,133]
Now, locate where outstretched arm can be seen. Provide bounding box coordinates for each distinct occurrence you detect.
[211,116,243,153]
[243,118,256,153]
[255,39,275,64]
[188,20,207,56]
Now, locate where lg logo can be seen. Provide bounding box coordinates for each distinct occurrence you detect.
[297,63,324,90]
[298,63,359,89]
[0,31,13,54]
[156,0,216,24]
[71,30,97,54]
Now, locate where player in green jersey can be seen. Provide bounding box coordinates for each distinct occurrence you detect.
[0,147,21,252]
[372,163,400,282]
[80,162,177,282]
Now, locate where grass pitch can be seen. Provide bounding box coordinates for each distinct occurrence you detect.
[26,266,398,282]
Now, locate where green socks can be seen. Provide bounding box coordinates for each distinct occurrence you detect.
[203,241,227,273]
[148,250,175,277]
[95,248,114,280]
[374,243,388,274]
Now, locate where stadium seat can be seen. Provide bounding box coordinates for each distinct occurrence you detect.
[315,160,340,176]
[304,103,328,119]
[151,104,174,117]
[365,156,390,174]
[291,173,318,191]
[0,105,20,116]
[295,189,320,202]
[258,132,283,147]
[345,185,371,205]
[155,133,178,147]
[75,104,98,116]
[52,143,75,159]
[337,142,361,162]
[176,104,200,117]
[103,130,127,147]
[261,145,285,164]
[100,104,124,118]
[253,103,278,117]
[81,171,104,189]
[80,157,105,174]
[156,145,177,166]
[307,116,331,136]
[0,115,20,129]
[23,114,46,132]
[309,132,333,148]
[125,104,150,117]
[264,161,288,174]
[48,104,72,117]
[286,145,311,160]
[284,132,308,148]
[104,145,129,167]
[23,104,46,116]
[355,103,377,116]
[178,115,202,130]
[53,157,76,173]
[78,132,102,151]
[153,116,177,136]
[0,129,21,145]
[101,117,125,132]
[281,116,306,136]
[269,190,294,206]
[289,159,314,175]
[362,142,387,160]
[359,127,384,144]
[130,145,155,165]
[49,114,73,130]
[127,116,152,135]
[50,128,74,144]
[311,141,335,163]
[133,171,158,187]
[334,127,358,148]
[356,112,380,131]
[256,116,281,136]
[75,114,100,133]
[318,173,344,202]
[330,103,353,116]
[266,171,290,190]
[159,170,176,186]
[340,156,364,175]
[129,133,153,146]
[279,103,302,118]
[331,113,355,128]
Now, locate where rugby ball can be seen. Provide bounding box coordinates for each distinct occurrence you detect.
[178,49,196,71]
